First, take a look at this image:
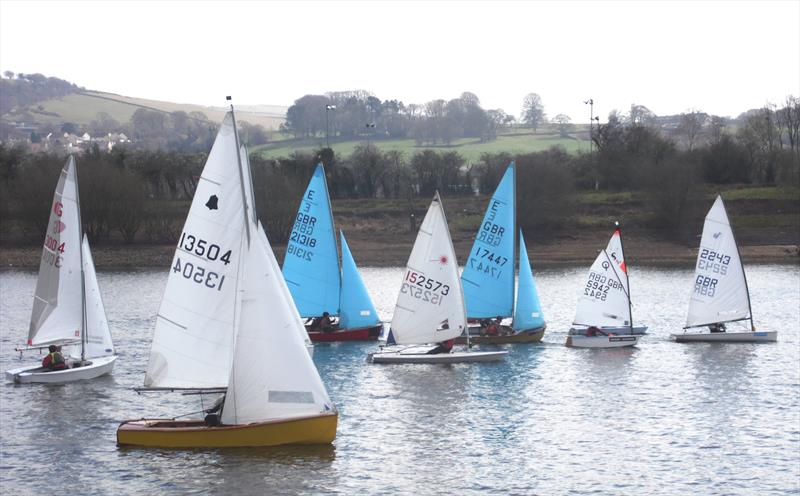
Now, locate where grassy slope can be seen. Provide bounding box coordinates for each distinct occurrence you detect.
[9,91,286,129]
[254,129,588,162]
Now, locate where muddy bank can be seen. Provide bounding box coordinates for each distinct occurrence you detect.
[2,232,798,271]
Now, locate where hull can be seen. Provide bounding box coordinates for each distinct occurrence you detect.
[116,412,338,448]
[569,325,648,336]
[308,324,382,342]
[455,326,545,345]
[5,355,117,384]
[670,331,777,343]
[565,335,640,348]
[368,346,507,364]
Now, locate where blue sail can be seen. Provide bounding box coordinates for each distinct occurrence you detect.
[282,163,340,317]
[461,162,516,318]
[513,231,546,332]
[339,231,380,329]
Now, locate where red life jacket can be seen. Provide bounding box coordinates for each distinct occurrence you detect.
[44,352,68,371]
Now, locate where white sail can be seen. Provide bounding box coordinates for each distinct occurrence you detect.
[63,236,114,360]
[28,156,83,347]
[240,146,311,348]
[222,224,333,425]
[604,227,629,296]
[685,196,750,327]
[144,113,245,388]
[389,192,466,345]
[573,234,631,328]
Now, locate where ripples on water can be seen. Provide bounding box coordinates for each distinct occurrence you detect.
[1,265,798,495]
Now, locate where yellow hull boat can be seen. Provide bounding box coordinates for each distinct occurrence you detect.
[116,412,338,448]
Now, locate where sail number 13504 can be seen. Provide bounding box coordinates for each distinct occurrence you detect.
[172,257,226,291]
[178,232,232,265]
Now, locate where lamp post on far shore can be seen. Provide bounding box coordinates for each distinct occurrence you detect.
[584,99,600,190]
[325,104,336,148]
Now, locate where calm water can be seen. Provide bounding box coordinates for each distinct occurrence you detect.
[1,264,799,495]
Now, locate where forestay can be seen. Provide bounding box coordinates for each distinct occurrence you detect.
[513,231,545,332]
[339,232,380,329]
[222,224,333,425]
[461,163,515,318]
[28,156,83,347]
[685,196,750,328]
[282,164,340,318]
[144,113,244,388]
[390,192,466,345]
[573,230,631,328]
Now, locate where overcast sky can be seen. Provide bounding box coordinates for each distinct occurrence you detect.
[1,0,798,122]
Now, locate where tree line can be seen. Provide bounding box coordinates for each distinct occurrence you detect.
[1,96,797,246]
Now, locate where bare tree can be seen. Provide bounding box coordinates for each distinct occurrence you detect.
[678,110,705,151]
[521,93,546,132]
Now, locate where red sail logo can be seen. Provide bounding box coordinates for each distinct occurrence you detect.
[53,220,66,233]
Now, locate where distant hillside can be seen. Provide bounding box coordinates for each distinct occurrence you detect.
[3,90,286,130]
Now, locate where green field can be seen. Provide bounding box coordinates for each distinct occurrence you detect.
[254,129,589,162]
[6,91,285,130]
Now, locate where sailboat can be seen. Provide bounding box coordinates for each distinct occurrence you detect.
[458,162,546,344]
[282,164,382,342]
[566,224,642,348]
[368,192,507,364]
[5,157,116,384]
[671,196,776,343]
[117,108,337,448]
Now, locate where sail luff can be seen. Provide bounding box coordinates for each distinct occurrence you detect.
[615,223,634,333]
[229,105,251,246]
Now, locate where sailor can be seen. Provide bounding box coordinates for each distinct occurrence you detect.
[709,322,727,333]
[320,312,335,333]
[427,338,455,354]
[42,344,68,371]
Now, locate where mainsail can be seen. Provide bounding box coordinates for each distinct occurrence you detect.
[390,192,466,345]
[28,157,83,347]
[339,232,380,329]
[461,163,515,319]
[685,196,751,328]
[573,229,631,328]
[513,231,545,332]
[282,164,340,317]
[144,113,245,388]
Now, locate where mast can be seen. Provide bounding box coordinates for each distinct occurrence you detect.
[616,221,634,334]
[510,162,517,324]
[73,157,87,362]
[722,198,755,331]
[319,163,342,314]
[228,96,251,246]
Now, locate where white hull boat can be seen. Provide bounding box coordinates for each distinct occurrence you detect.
[369,346,507,364]
[565,335,640,348]
[676,196,775,345]
[570,325,648,336]
[5,157,117,384]
[6,355,117,383]
[671,331,777,343]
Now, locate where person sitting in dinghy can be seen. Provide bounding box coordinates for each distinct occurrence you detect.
[585,326,612,337]
[428,339,455,355]
[709,322,727,333]
[41,345,68,372]
[310,312,336,333]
